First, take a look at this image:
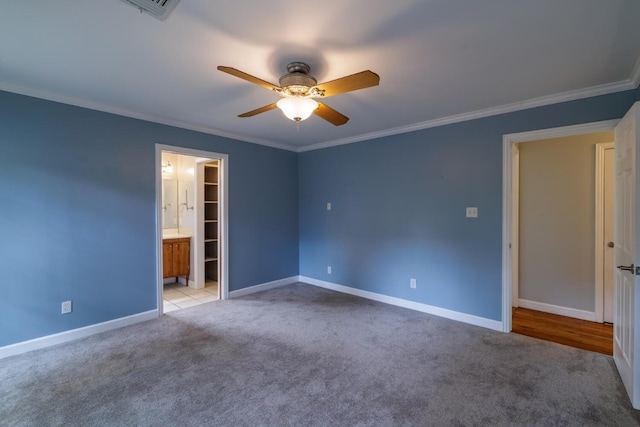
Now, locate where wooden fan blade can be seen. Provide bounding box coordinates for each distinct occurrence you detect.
[217,66,280,92]
[314,70,380,98]
[313,102,349,126]
[238,103,278,118]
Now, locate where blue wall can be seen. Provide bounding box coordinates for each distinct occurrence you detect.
[0,90,299,346]
[2,86,637,348]
[299,90,638,321]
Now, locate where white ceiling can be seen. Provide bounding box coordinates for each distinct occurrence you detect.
[1,0,639,152]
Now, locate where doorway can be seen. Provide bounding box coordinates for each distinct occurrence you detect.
[155,144,228,315]
[501,120,619,332]
[514,131,614,324]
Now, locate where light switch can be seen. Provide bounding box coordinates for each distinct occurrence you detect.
[327,202,332,211]
[466,207,478,218]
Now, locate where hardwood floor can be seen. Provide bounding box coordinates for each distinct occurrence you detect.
[512,307,613,355]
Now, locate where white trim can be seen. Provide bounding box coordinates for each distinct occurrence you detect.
[0,80,296,152]
[156,147,164,313]
[156,144,230,312]
[228,276,300,298]
[502,120,619,334]
[300,276,503,332]
[502,136,513,332]
[299,85,635,152]
[630,56,640,88]
[503,120,620,144]
[1,73,637,155]
[518,299,596,322]
[595,142,615,323]
[218,156,229,300]
[511,145,520,308]
[0,310,158,359]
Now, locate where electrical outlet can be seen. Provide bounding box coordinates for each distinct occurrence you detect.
[327,266,332,274]
[61,300,72,314]
[410,278,417,289]
[466,207,478,218]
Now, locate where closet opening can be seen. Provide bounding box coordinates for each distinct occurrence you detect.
[155,144,228,314]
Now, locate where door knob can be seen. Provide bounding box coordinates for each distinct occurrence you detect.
[608,242,614,248]
[617,264,635,273]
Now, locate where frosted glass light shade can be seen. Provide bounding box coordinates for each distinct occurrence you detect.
[276,97,318,122]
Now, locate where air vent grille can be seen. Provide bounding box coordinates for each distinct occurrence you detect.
[119,0,181,20]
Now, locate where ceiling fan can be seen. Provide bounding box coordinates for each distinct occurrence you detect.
[217,62,380,126]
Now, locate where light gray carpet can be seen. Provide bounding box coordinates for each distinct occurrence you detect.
[2,283,639,426]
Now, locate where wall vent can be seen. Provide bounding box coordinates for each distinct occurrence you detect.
[119,0,181,21]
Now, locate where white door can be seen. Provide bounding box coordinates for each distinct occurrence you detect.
[614,102,640,408]
[604,147,614,323]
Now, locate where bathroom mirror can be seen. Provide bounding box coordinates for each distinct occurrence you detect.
[162,179,178,229]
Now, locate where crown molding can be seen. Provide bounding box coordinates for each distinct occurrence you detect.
[298,78,637,152]
[2,68,638,156]
[0,80,298,152]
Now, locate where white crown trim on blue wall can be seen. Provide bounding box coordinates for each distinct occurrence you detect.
[299,79,637,152]
[1,72,638,154]
[0,80,297,152]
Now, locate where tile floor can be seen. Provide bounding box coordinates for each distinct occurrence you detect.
[163,281,219,313]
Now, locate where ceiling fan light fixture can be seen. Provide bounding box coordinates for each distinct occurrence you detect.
[277,97,318,122]
[218,62,379,126]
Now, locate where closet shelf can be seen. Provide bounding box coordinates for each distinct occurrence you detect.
[204,160,219,285]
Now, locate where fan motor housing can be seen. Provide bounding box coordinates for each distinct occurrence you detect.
[279,62,317,92]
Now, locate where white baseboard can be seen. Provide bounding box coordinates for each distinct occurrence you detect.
[2,275,508,360]
[300,276,503,332]
[0,310,158,360]
[228,276,300,299]
[518,299,596,322]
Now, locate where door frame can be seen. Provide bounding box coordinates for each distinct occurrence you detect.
[155,144,229,315]
[501,119,619,332]
[595,141,615,323]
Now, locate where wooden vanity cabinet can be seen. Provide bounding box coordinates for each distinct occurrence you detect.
[163,237,191,284]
